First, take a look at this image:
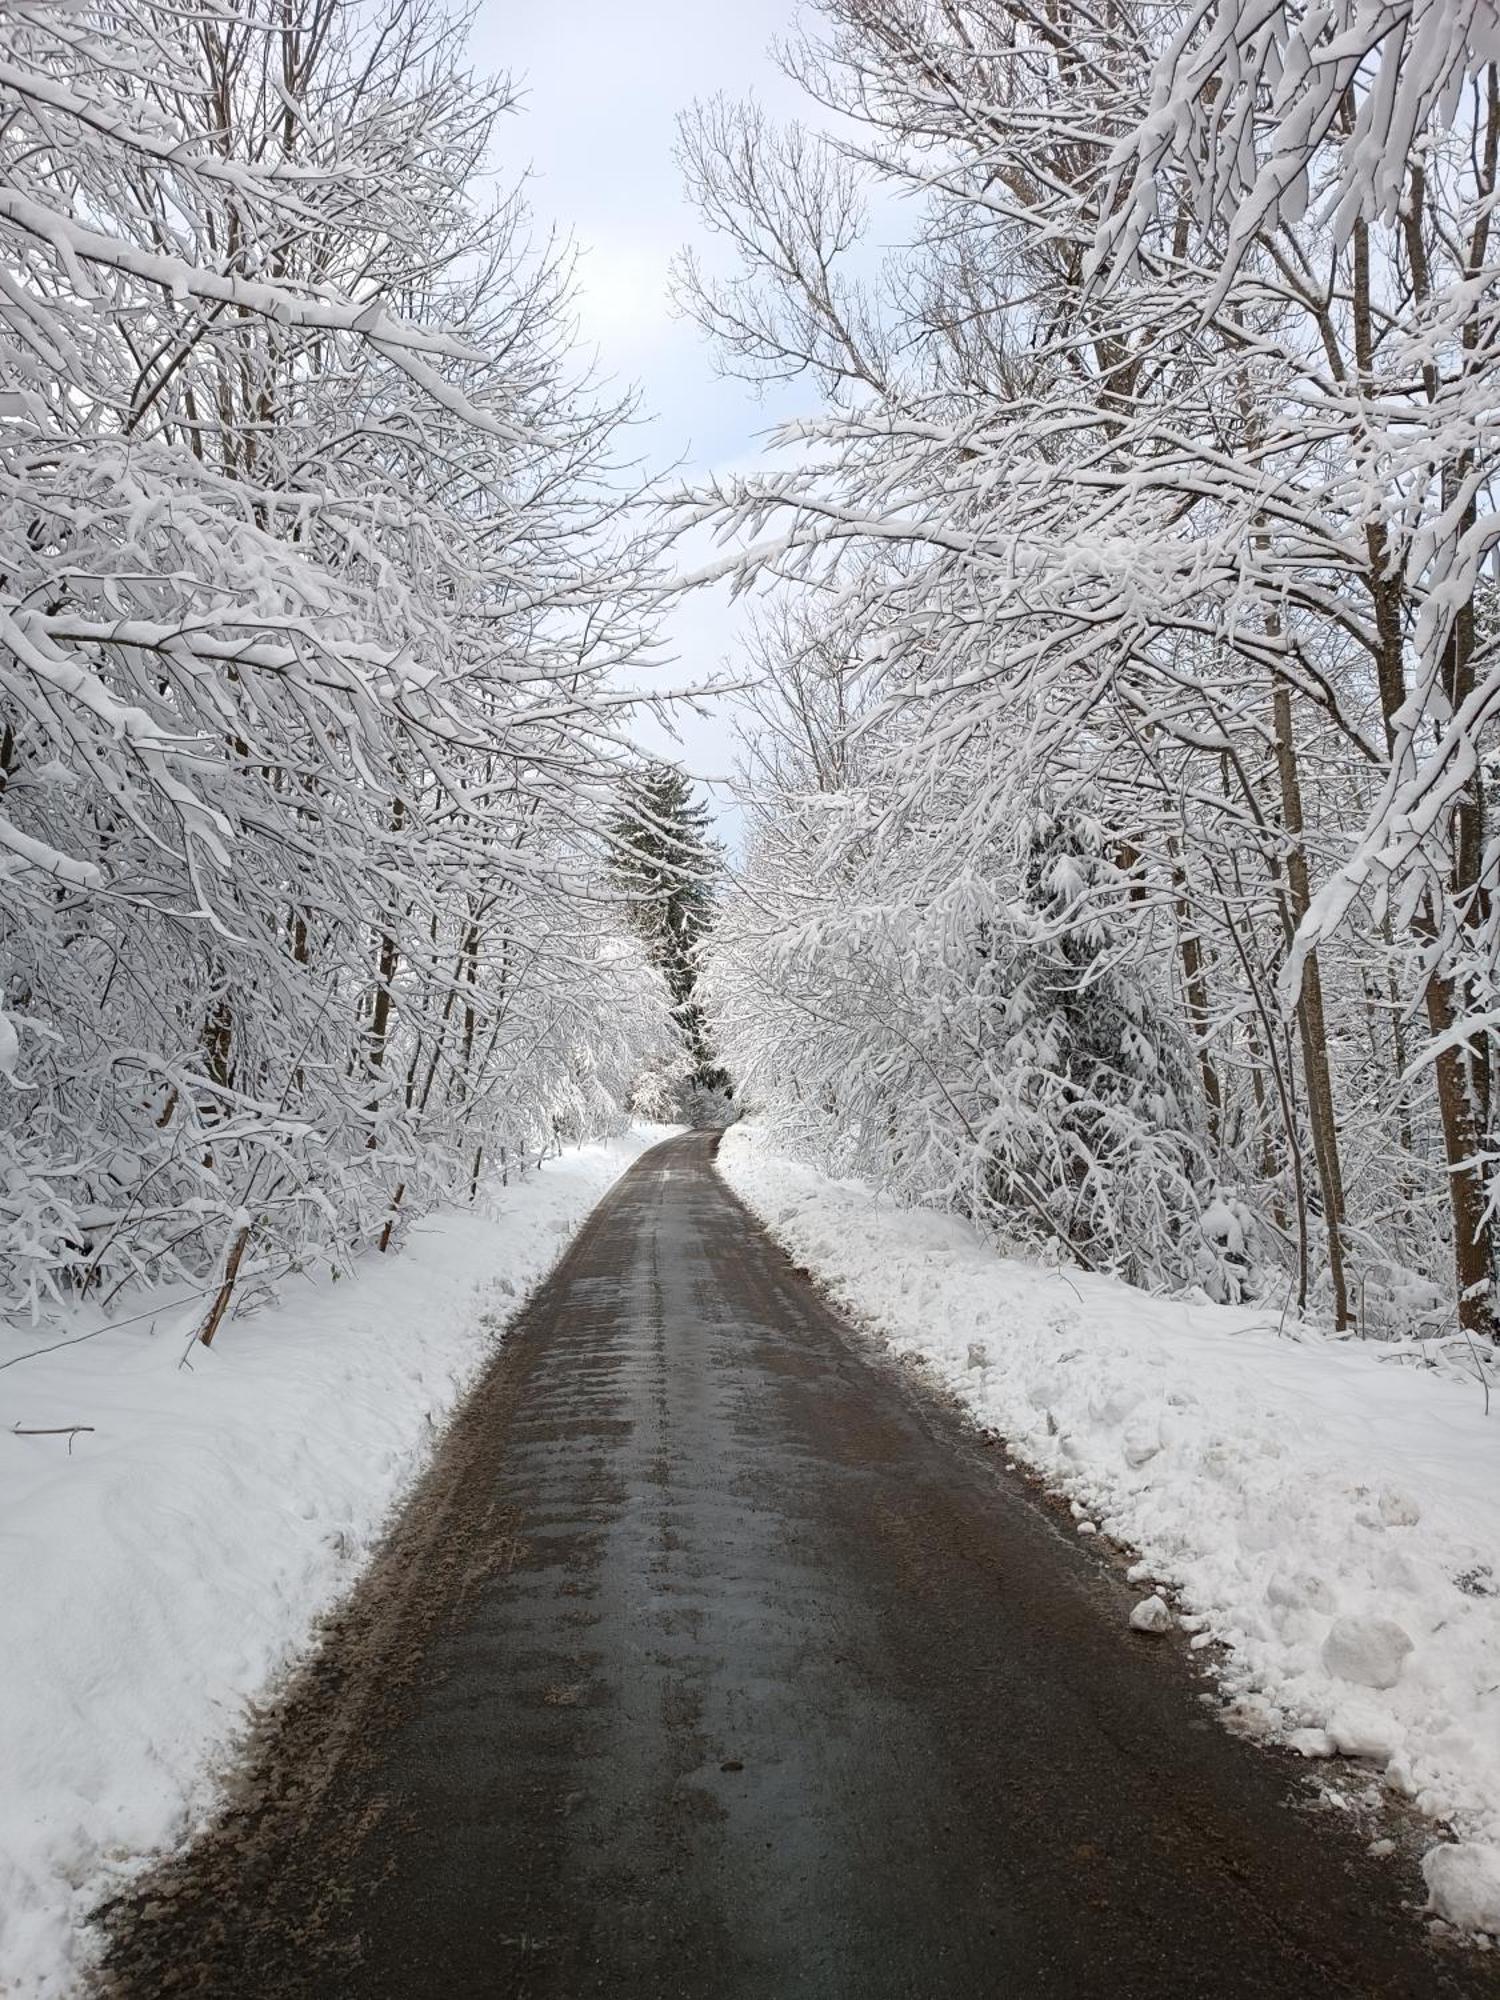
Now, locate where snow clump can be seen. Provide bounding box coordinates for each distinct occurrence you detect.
[1423,1843,1500,1934]
[1129,1594,1173,1634]
[1321,1615,1414,1691]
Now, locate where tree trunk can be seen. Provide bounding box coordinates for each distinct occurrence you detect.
[1272,684,1352,1329]
[1171,856,1222,1143]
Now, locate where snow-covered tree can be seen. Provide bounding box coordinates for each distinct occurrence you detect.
[0,0,669,1327]
[681,0,1499,1339]
[610,762,732,1122]
[705,622,1254,1294]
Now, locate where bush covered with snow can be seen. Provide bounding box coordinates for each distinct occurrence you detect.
[704,803,1248,1299]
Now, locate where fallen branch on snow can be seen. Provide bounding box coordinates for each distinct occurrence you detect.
[11,1424,95,1454]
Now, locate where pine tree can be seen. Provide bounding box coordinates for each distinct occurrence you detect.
[610,765,732,1116]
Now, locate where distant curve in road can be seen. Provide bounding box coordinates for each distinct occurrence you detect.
[101,1131,1494,1998]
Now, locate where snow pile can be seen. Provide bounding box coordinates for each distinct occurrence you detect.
[0,1128,665,1997]
[718,1122,1500,1932]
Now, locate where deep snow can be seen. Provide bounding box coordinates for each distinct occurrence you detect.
[716,1121,1500,1936]
[0,1127,667,1998]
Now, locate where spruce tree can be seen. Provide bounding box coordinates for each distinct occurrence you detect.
[610,764,732,1116]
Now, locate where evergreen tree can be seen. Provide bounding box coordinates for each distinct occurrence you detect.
[610,765,732,1116]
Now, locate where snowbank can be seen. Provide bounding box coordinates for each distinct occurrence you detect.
[718,1122,1500,1934]
[0,1128,666,1997]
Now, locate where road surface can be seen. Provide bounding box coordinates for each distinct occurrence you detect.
[101,1132,1493,1997]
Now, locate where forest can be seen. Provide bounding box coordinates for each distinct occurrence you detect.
[1,0,1497,1347]
[6,0,1500,1987]
[687,0,1500,1353]
[0,0,682,1331]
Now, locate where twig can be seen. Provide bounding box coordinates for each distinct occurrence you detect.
[0,1301,185,1371]
[12,1423,95,1455]
[378,1181,406,1254]
[1275,1274,1296,1339]
[1461,1326,1492,1417]
[192,1224,252,1351]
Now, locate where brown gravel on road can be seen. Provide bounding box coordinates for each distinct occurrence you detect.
[98,1131,1498,1998]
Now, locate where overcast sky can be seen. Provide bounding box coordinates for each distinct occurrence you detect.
[469,0,813,833]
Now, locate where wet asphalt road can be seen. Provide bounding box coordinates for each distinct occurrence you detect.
[102,1132,1496,1998]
